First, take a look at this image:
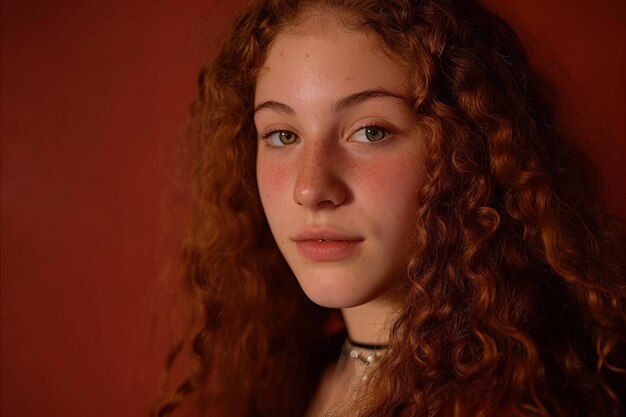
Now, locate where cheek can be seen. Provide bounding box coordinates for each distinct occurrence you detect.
[361,157,422,210]
[257,160,290,218]
[357,155,423,240]
[345,157,422,295]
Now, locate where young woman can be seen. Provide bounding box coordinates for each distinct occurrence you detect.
[156,0,626,416]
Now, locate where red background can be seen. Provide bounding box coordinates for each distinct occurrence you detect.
[1,1,624,416]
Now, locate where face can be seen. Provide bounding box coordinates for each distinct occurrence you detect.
[254,17,425,309]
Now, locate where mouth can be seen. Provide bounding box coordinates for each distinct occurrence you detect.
[293,229,363,243]
[292,231,364,262]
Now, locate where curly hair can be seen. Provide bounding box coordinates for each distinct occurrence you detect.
[155,1,626,416]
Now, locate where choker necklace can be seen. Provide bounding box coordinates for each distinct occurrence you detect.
[342,338,388,381]
[346,338,388,351]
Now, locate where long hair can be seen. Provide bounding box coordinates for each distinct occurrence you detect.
[156,1,626,416]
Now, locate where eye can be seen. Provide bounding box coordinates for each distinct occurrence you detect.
[265,130,299,146]
[352,126,388,143]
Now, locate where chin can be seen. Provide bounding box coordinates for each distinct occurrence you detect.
[294,270,390,309]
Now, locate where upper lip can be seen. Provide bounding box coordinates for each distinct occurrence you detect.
[292,228,363,242]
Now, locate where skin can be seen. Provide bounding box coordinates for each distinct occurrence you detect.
[254,17,425,347]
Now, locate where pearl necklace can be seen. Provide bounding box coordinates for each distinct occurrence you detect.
[342,338,388,381]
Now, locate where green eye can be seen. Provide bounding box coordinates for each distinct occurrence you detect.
[353,126,388,143]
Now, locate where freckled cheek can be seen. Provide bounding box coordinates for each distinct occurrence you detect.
[257,162,292,215]
[357,158,422,226]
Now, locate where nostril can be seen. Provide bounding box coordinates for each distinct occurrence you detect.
[316,199,338,208]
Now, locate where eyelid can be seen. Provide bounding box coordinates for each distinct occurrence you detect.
[258,127,281,139]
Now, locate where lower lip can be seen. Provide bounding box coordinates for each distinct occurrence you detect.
[295,240,362,262]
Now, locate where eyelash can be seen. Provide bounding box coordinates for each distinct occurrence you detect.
[258,122,394,148]
[259,127,287,140]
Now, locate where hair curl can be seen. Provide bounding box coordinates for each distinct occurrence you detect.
[156,1,626,416]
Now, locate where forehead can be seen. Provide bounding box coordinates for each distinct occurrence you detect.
[254,17,408,106]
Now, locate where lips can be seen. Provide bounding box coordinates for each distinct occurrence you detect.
[293,229,363,261]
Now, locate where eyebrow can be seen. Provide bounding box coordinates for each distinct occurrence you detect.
[253,88,407,115]
[253,100,295,115]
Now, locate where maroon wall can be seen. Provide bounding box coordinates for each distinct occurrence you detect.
[1,1,624,417]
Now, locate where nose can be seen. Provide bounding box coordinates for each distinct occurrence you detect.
[293,143,347,209]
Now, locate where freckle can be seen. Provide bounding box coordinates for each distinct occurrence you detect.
[305,53,309,58]
[346,76,356,80]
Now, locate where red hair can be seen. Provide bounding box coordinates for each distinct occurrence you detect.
[156,1,626,416]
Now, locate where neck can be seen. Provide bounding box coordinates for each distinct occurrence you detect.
[340,291,400,346]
